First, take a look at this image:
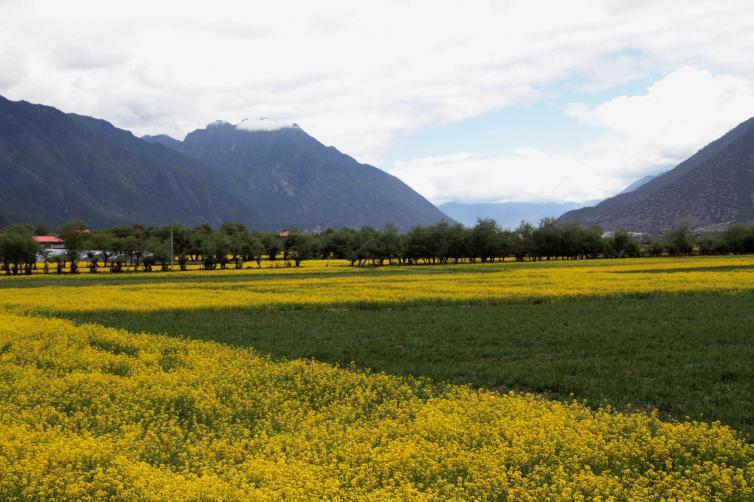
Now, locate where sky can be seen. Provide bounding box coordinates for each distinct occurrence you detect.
[2,0,754,205]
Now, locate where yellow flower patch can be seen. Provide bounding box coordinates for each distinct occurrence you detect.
[2,256,754,313]
[0,313,752,500]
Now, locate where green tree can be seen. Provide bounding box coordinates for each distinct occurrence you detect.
[228,233,249,269]
[59,220,88,274]
[286,234,319,267]
[607,229,640,258]
[581,227,604,259]
[721,224,754,254]
[532,218,562,260]
[403,226,434,265]
[322,228,358,263]
[144,237,171,271]
[375,223,402,265]
[246,234,265,268]
[201,232,230,270]
[446,223,470,263]
[471,218,500,263]
[89,231,114,268]
[263,234,282,262]
[0,225,39,275]
[354,227,378,266]
[512,221,535,261]
[496,229,513,262]
[220,222,247,237]
[664,223,694,256]
[697,232,725,255]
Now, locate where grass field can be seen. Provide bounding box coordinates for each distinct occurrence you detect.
[1,256,754,498]
[64,292,754,437]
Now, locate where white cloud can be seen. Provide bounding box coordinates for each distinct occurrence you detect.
[236,118,296,132]
[568,67,754,155]
[392,149,615,205]
[0,48,26,89]
[1,0,754,196]
[392,67,754,204]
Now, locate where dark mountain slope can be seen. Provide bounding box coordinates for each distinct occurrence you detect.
[148,121,449,230]
[0,96,449,230]
[0,96,255,229]
[68,114,270,226]
[558,118,754,234]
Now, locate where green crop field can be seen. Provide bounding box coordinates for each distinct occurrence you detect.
[62,290,754,437]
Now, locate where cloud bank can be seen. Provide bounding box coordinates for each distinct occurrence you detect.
[392,67,754,204]
[1,0,753,203]
[236,118,297,132]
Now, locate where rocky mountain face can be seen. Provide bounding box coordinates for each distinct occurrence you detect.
[0,96,449,230]
[558,118,754,234]
[144,121,449,230]
[140,133,183,151]
[0,96,242,230]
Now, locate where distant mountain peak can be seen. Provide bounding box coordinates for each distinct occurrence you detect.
[208,120,231,128]
[140,133,183,150]
[170,117,449,229]
[141,133,180,143]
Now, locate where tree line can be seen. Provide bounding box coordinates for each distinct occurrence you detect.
[1,218,754,275]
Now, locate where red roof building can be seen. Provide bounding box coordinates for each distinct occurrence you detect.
[33,235,65,249]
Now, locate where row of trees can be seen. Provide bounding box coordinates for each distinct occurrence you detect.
[0,225,40,275]
[319,220,713,265]
[2,219,754,275]
[0,221,320,275]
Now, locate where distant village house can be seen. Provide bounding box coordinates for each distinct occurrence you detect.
[32,235,65,250]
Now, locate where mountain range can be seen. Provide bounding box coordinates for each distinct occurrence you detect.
[0,96,449,231]
[559,117,754,234]
[438,175,656,228]
[2,94,753,235]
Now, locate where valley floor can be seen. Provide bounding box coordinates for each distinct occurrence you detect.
[1,255,753,498]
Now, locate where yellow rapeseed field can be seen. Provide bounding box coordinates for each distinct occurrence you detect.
[2,256,754,499]
[2,256,754,313]
[1,313,752,500]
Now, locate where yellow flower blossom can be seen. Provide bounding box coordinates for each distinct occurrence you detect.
[0,313,752,500]
[1,256,753,313]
